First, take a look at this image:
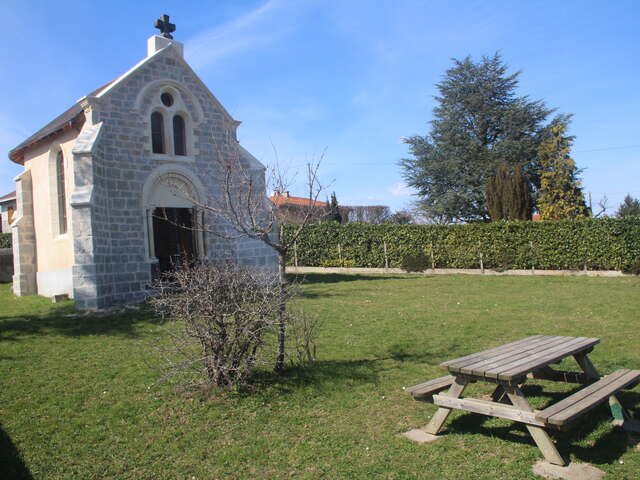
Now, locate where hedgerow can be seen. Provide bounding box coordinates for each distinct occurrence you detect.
[284,217,640,272]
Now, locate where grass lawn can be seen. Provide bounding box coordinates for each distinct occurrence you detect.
[1,274,639,479]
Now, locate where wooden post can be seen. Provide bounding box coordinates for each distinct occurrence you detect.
[423,377,468,435]
[505,385,566,466]
[383,240,389,270]
[430,242,435,272]
[338,243,342,267]
[529,241,535,274]
[478,242,484,274]
[293,242,298,268]
[574,352,630,422]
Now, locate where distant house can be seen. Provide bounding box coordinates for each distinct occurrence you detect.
[0,191,16,233]
[269,191,328,224]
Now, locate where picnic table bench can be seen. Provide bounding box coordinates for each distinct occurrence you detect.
[405,335,640,466]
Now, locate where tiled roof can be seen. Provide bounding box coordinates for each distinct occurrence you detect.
[269,194,327,208]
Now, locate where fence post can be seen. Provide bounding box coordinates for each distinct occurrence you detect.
[338,243,342,267]
[529,241,535,274]
[294,242,298,268]
[383,240,389,270]
[430,242,435,272]
[479,247,484,274]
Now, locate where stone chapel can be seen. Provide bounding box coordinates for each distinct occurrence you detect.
[8,16,277,309]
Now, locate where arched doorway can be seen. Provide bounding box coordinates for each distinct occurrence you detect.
[143,169,205,273]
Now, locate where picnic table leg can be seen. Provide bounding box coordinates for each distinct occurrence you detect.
[422,377,468,435]
[490,385,508,403]
[573,353,632,424]
[504,385,566,466]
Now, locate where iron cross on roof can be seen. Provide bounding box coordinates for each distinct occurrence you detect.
[154,14,176,39]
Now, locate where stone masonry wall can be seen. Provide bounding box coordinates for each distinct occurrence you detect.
[12,170,37,295]
[73,45,277,309]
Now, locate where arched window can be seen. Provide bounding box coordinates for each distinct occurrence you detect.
[151,111,165,154]
[173,115,186,156]
[56,151,67,234]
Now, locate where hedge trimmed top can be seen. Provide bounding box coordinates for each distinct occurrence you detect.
[284,217,640,272]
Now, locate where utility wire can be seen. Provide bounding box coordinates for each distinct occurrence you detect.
[270,144,640,168]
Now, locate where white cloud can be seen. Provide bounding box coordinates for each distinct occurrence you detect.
[388,182,414,197]
[185,0,294,70]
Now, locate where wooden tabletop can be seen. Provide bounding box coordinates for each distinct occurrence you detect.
[441,335,600,382]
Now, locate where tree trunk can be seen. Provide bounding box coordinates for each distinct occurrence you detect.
[274,251,287,373]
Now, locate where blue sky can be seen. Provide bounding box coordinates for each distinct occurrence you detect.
[1,0,639,213]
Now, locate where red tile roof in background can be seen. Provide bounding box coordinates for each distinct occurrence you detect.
[269,193,327,208]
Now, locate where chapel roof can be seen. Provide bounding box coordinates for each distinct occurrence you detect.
[0,190,16,202]
[8,80,114,164]
[9,36,242,166]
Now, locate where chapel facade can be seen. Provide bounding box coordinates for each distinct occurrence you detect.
[8,18,277,309]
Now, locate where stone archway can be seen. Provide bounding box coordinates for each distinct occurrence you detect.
[142,166,206,272]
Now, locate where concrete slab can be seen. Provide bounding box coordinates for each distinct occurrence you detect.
[532,460,605,480]
[401,429,443,444]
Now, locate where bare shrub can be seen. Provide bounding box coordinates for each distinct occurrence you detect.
[149,261,292,389]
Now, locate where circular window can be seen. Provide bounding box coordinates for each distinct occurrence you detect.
[160,92,174,107]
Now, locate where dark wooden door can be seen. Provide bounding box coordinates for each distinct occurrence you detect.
[152,207,195,272]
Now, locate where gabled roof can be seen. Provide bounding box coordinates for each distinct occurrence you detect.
[9,39,241,165]
[0,190,16,203]
[8,80,114,164]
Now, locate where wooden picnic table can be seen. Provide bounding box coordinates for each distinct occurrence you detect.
[405,335,640,466]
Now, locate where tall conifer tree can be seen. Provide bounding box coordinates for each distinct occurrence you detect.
[616,194,640,217]
[326,192,342,223]
[537,124,589,220]
[400,53,567,222]
[486,164,531,221]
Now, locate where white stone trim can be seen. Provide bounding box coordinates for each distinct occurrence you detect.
[71,122,103,155]
[140,83,201,160]
[47,143,71,236]
[141,164,207,262]
[134,79,204,124]
[86,46,167,101]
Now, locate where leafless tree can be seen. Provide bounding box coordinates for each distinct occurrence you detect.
[342,205,391,223]
[270,201,328,225]
[589,192,610,218]
[387,209,415,224]
[170,142,328,373]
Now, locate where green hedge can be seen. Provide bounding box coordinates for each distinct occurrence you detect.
[284,217,640,272]
[0,232,11,249]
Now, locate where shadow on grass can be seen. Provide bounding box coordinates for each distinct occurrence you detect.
[288,273,418,285]
[247,348,440,397]
[0,425,33,480]
[0,306,158,341]
[443,386,640,465]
